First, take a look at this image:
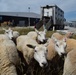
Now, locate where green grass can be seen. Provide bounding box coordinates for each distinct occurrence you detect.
[46,31,56,38]
[0,27,56,37]
[0,27,34,35]
[1,27,76,39]
[12,27,34,35]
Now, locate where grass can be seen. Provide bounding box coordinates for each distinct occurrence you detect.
[0,27,56,37]
[12,27,34,35]
[1,26,76,39]
[0,27,34,35]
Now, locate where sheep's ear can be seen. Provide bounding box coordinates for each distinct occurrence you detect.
[27,44,36,49]
[35,28,39,34]
[8,27,12,30]
[2,28,6,31]
[44,29,47,33]
[43,25,47,33]
[44,43,49,47]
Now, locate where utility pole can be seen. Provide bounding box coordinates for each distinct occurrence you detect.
[28,7,30,27]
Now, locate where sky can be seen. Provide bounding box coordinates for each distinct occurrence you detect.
[0,0,76,21]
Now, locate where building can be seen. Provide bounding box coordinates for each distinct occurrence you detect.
[71,21,76,27]
[41,5,65,30]
[64,21,76,28]
[0,12,40,27]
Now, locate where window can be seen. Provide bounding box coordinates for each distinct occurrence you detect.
[0,16,2,20]
[55,12,57,14]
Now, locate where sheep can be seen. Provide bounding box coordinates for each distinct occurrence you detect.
[3,27,13,39]
[0,35,20,75]
[47,32,76,61]
[3,27,20,38]
[62,38,76,75]
[47,36,67,60]
[27,28,47,44]
[65,32,74,38]
[47,33,76,75]
[51,32,76,53]
[0,34,10,42]
[13,31,20,39]
[56,30,74,37]
[56,30,69,34]
[3,28,20,44]
[63,49,76,75]
[12,31,20,44]
[17,35,48,67]
[3,27,46,44]
[51,32,73,40]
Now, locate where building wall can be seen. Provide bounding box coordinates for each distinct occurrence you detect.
[71,21,76,27]
[64,21,76,28]
[54,5,64,25]
[44,8,53,17]
[0,15,40,27]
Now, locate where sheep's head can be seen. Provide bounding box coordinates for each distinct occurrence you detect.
[52,36,67,56]
[27,44,48,67]
[3,28,13,39]
[66,32,74,38]
[35,28,47,44]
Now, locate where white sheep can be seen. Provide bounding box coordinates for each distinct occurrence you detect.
[12,31,20,44]
[47,38,76,59]
[3,27,13,39]
[56,30,69,34]
[47,33,76,75]
[51,33,76,53]
[3,28,20,39]
[47,36,67,60]
[47,32,76,60]
[13,31,20,39]
[56,30,74,36]
[17,35,48,67]
[62,38,76,75]
[27,28,47,44]
[51,32,73,40]
[63,49,76,75]
[0,35,20,75]
[65,32,74,38]
[3,28,20,44]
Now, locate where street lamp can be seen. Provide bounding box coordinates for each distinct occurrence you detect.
[28,7,30,27]
[28,7,30,12]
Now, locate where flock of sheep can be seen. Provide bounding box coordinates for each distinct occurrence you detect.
[0,26,76,75]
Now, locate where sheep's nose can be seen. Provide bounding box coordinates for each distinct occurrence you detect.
[43,39,47,43]
[42,62,48,67]
[11,37,15,41]
[61,53,67,56]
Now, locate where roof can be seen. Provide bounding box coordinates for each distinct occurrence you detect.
[41,5,64,13]
[41,4,56,8]
[71,21,76,22]
[0,12,40,18]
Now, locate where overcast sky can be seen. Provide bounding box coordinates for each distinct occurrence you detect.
[0,0,76,21]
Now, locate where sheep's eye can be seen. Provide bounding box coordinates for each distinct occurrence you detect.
[46,49,48,52]
[56,44,59,47]
[6,32,8,33]
[35,50,37,52]
[38,33,41,36]
[65,45,67,49]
